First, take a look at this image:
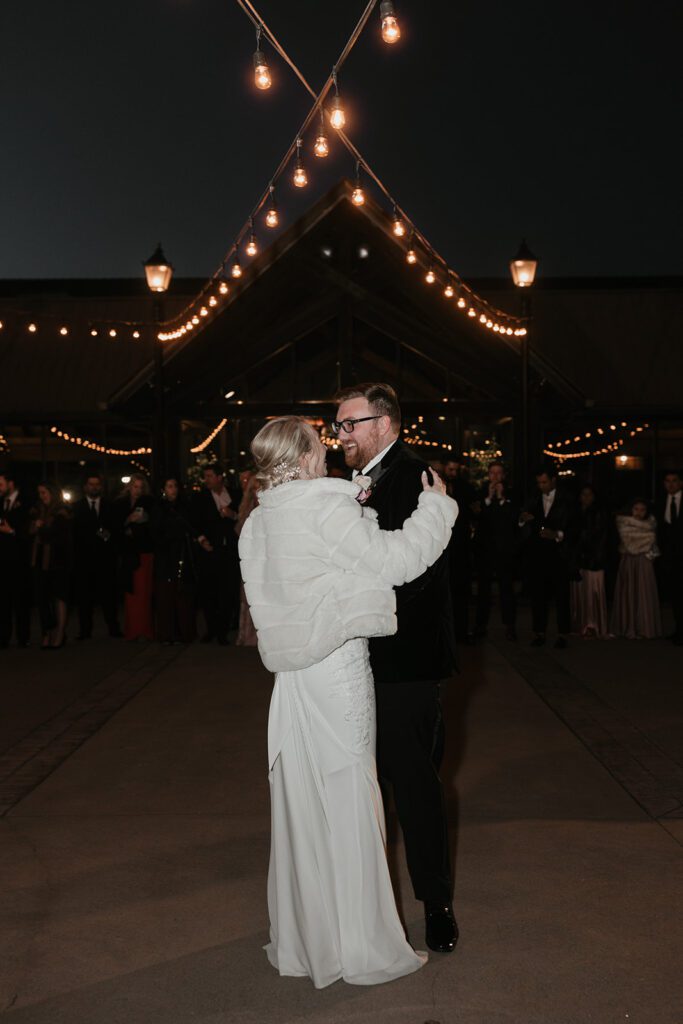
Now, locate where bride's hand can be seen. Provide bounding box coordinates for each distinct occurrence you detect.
[421,469,447,496]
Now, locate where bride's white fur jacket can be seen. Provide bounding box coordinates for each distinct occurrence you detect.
[238,476,458,673]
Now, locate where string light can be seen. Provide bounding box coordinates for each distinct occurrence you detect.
[380,0,401,43]
[425,264,436,284]
[329,69,346,130]
[50,426,151,456]
[265,183,279,227]
[109,328,117,338]
[351,162,365,206]
[392,206,405,237]
[293,138,308,187]
[444,283,454,298]
[59,326,68,336]
[190,418,228,453]
[544,421,650,460]
[253,25,272,90]
[313,109,329,158]
[246,218,258,256]
[231,248,243,278]
[219,280,229,295]
[28,323,37,333]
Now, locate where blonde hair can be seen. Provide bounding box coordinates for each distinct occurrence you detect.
[251,416,318,490]
[121,472,150,500]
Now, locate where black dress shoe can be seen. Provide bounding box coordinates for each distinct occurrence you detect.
[531,634,546,647]
[554,636,568,649]
[424,902,459,953]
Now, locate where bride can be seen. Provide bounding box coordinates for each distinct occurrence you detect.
[238,416,458,989]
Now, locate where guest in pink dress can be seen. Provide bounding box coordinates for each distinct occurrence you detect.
[235,472,260,647]
[610,499,662,639]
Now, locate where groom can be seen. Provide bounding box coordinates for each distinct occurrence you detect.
[334,382,458,953]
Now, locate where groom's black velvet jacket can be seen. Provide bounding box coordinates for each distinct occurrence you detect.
[364,440,457,684]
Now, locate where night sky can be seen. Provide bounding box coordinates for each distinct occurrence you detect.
[2,0,680,281]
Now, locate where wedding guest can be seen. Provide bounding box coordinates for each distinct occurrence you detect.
[443,459,474,641]
[0,470,32,647]
[519,467,575,648]
[471,460,519,640]
[569,484,610,638]
[153,476,197,644]
[191,463,240,645]
[610,499,662,639]
[29,482,73,649]
[72,472,122,640]
[657,471,683,645]
[235,471,260,646]
[115,474,155,641]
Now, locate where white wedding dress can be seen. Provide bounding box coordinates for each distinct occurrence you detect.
[266,636,426,988]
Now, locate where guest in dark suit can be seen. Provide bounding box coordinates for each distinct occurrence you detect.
[519,467,575,649]
[443,459,475,642]
[0,470,32,647]
[29,482,73,649]
[657,470,683,645]
[335,382,458,955]
[153,476,198,644]
[191,463,240,645]
[471,460,519,640]
[72,472,122,640]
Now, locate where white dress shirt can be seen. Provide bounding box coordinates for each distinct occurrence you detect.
[353,440,398,479]
[665,491,681,524]
[211,487,232,511]
[3,489,19,512]
[88,496,101,516]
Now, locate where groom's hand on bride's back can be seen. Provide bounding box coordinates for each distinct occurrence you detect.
[421,469,447,496]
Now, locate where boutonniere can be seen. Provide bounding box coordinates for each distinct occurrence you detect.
[354,475,373,505]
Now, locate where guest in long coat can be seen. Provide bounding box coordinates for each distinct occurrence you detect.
[153,476,198,644]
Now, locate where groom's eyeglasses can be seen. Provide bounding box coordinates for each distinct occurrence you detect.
[331,416,383,436]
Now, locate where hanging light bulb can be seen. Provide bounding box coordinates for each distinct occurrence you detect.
[314,109,329,158]
[231,248,243,278]
[457,295,467,309]
[293,138,307,187]
[265,184,279,227]
[406,236,417,264]
[253,25,272,90]
[351,162,365,206]
[392,206,406,237]
[329,69,346,130]
[380,0,401,43]
[425,262,436,284]
[246,218,258,256]
[444,283,454,298]
[219,281,229,295]
[468,307,477,317]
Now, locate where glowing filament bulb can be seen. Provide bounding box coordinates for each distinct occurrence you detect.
[209,296,217,307]
[479,314,487,323]
[425,266,436,284]
[192,315,200,324]
[468,308,476,317]
[352,185,365,206]
[330,94,346,130]
[28,323,37,332]
[293,140,307,187]
[254,53,271,90]
[314,113,329,158]
[444,284,454,298]
[219,281,229,295]
[406,248,417,264]
[380,1,401,43]
[59,326,68,335]
[200,306,208,317]
[246,227,258,257]
[392,210,405,236]
[231,257,243,278]
[265,205,278,227]
[457,296,466,308]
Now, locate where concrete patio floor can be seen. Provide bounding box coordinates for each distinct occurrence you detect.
[1,619,681,1023]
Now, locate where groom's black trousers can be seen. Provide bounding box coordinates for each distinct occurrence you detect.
[374,679,452,904]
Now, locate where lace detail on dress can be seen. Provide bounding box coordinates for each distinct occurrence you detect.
[329,640,375,752]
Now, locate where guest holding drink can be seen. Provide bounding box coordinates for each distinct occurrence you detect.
[570,485,610,638]
[610,499,662,639]
[29,483,73,649]
[116,474,155,641]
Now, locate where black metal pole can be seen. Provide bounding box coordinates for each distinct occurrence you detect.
[153,296,165,489]
[520,291,531,499]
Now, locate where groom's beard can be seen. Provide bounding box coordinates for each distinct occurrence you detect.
[341,432,380,471]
